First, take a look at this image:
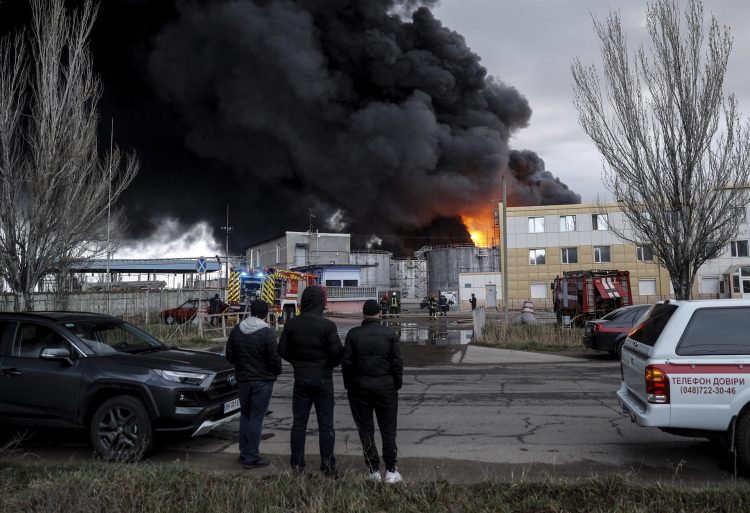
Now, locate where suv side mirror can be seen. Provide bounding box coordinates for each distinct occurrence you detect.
[40,347,73,366]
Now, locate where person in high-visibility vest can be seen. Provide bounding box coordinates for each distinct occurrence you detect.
[388,293,400,318]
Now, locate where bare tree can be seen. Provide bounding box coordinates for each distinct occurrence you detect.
[572,0,750,299]
[0,0,138,310]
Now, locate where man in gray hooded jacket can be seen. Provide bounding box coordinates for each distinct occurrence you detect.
[225,300,282,468]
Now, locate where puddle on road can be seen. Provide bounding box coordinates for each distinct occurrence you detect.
[381,320,475,365]
[382,321,473,345]
[209,318,476,365]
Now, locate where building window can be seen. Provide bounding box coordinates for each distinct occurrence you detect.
[638,279,657,296]
[559,215,576,232]
[701,276,720,295]
[636,245,654,262]
[529,248,546,265]
[343,280,358,287]
[561,247,578,264]
[276,244,281,263]
[592,213,608,231]
[530,283,548,299]
[325,280,342,287]
[735,206,747,223]
[294,244,308,267]
[730,240,749,257]
[528,217,545,233]
[593,246,611,263]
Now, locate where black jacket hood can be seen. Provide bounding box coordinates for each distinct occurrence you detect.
[301,286,326,315]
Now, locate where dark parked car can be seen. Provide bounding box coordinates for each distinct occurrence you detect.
[160,298,228,324]
[582,304,651,357]
[0,312,240,461]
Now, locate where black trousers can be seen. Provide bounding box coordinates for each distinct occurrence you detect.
[347,386,398,472]
[290,378,337,476]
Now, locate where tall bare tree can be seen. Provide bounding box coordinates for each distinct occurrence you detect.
[572,0,750,299]
[0,0,137,310]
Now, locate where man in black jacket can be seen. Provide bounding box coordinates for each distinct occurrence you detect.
[225,300,282,468]
[342,299,404,483]
[278,285,343,477]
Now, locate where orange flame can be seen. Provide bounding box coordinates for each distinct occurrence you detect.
[461,212,496,248]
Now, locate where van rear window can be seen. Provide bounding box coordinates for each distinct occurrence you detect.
[677,307,750,355]
[628,303,677,346]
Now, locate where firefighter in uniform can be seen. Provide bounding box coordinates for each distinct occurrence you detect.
[428,294,438,320]
[438,294,448,316]
[388,292,400,318]
[380,293,389,318]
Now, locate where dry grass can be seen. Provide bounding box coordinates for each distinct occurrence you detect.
[480,321,585,352]
[138,322,219,349]
[1,460,749,513]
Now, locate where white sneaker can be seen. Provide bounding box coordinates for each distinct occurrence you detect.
[367,470,382,481]
[384,470,402,484]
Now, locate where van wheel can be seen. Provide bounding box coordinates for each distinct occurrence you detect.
[735,412,750,472]
[90,396,153,462]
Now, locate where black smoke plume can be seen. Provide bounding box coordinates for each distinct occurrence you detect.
[507,149,582,205]
[0,1,581,255]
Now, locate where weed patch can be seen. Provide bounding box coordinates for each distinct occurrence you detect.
[480,322,584,352]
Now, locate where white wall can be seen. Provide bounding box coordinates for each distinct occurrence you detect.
[458,272,502,310]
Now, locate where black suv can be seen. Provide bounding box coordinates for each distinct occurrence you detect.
[0,312,239,460]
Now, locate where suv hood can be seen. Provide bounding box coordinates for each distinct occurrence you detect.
[109,348,233,373]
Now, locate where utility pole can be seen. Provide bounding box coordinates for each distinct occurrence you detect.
[502,175,509,321]
[221,204,232,292]
[308,208,315,266]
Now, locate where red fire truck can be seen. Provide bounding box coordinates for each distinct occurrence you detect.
[259,267,318,323]
[552,270,633,326]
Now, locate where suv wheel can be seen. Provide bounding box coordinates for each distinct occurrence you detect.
[90,396,154,462]
[164,315,175,325]
[735,412,750,472]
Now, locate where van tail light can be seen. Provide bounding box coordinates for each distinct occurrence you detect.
[594,323,603,333]
[645,366,670,404]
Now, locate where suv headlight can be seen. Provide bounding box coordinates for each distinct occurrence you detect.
[154,369,208,386]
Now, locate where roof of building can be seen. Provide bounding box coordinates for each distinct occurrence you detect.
[245,231,351,250]
[292,264,373,272]
[69,258,222,274]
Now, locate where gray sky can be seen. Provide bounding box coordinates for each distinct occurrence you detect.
[433,0,750,203]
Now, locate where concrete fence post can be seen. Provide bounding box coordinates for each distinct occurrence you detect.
[472,306,486,343]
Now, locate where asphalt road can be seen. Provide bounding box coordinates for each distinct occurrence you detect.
[158,353,736,483]
[4,314,741,484]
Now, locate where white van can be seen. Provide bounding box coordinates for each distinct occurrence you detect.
[617,299,750,470]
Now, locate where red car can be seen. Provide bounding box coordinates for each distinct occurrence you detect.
[160,298,228,324]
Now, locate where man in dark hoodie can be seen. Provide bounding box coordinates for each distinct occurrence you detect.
[225,300,282,468]
[278,285,343,477]
[342,299,404,483]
